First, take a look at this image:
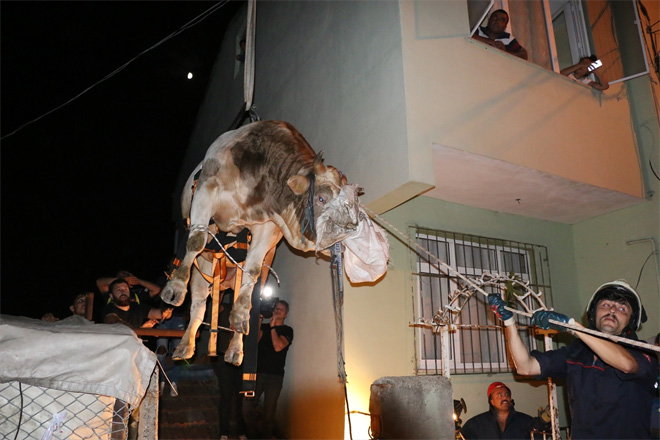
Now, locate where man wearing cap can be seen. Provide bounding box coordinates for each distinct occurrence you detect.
[489,280,658,439]
[460,382,535,439]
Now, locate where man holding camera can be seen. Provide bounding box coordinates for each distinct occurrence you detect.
[244,299,293,439]
[560,55,609,91]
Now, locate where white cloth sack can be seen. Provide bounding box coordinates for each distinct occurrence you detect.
[342,208,389,282]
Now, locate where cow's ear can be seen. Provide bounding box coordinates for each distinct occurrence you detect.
[287,175,310,195]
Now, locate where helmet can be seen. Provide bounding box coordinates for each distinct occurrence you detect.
[585,280,647,332]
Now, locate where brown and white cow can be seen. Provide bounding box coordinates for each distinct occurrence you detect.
[161,120,360,365]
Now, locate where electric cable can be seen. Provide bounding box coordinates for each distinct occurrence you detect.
[14,382,24,440]
[2,1,230,141]
[634,250,657,290]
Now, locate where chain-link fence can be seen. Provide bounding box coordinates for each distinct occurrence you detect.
[1,369,158,440]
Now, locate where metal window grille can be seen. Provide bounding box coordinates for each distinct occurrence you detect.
[413,227,554,375]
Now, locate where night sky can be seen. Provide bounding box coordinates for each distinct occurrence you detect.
[1,1,243,319]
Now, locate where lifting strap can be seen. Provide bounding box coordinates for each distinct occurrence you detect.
[241,280,262,397]
[208,260,225,357]
[331,242,353,439]
[187,227,250,356]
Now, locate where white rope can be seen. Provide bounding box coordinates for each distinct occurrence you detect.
[155,357,178,397]
[244,0,257,111]
[362,207,660,353]
[188,224,281,290]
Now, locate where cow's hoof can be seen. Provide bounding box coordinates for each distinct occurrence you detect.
[161,281,186,307]
[229,309,250,334]
[172,343,194,360]
[224,348,244,366]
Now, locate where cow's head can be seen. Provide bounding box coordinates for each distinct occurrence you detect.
[287,153,359,250]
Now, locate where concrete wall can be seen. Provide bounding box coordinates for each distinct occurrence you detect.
[251,1,410,212]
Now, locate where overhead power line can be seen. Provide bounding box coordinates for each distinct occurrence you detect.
[1,1,230,141]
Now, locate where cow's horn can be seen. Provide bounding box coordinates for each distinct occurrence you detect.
[313,152,326,173]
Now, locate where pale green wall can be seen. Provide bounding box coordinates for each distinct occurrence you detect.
[273,194,579,438]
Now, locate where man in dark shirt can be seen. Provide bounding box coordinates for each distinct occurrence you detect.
[472,9,528,60]
[102,278,171,328]
[489,280,657,439]
[243,300,293,439]
[461,382,536,439]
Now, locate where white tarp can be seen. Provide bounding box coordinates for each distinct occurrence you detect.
[0,314,156,407]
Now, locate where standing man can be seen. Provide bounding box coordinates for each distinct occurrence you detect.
[102,278,172,328]
[489,280,657,439]
[472,9,528,60]
[460,382,536,439]
[244,300,293,439]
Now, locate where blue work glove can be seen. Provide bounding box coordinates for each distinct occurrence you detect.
[488,294,515,326]
[531,310,571,331]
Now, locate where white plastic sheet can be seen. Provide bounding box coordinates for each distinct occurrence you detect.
[0,314,156,407]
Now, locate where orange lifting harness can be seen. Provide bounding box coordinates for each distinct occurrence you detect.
[191,226,251,356]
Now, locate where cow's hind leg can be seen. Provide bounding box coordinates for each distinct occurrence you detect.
[161,182,216,307]
[225,222,282,365]
[172,262,211,360]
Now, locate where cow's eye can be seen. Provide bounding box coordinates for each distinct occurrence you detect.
[317,195,326,204]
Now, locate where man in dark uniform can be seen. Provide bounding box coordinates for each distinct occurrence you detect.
[489,280,657,439]
[461,382,536,439]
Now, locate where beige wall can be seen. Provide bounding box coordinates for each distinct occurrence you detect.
[571,3,660,344]
[399,0,643,198]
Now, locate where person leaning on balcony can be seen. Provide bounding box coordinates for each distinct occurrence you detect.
[471,9,528,60]
[460,382,537,439]
[488,280,657,439]
[560,55,609,91]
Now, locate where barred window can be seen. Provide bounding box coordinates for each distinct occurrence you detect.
[413,227,554,375]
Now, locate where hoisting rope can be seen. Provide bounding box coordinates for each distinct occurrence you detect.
[226,0,260,131]
[244,0,257,112]
[361,206,660,354]
[330,242,353,440]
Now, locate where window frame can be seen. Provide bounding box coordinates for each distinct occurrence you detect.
[469,0,650,83]
[414,229,550,375]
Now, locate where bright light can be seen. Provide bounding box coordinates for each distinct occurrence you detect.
[187,72,193,80]
[262,286,273,298]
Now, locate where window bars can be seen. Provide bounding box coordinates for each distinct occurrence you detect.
[413,227,553,375]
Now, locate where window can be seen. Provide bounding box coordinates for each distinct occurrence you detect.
[413,227,553,375]
[469,0,650,84]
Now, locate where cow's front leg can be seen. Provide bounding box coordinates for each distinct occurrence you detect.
[224,333,244,366]
[228,223,282,336]
[229,283,254,335]
[161,228,207,306]
[162,182,216,306]
[172,268,210,359]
